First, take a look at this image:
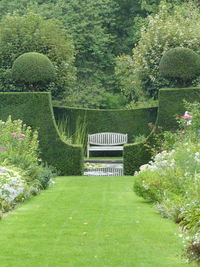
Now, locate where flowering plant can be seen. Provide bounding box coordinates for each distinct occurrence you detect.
[0,115,39,168]
[0,165,27,212]
[134,101,200,263]
[0,116,56,216]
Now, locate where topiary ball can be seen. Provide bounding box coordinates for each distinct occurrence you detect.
[12,52,55,85]
[159,47,200,81]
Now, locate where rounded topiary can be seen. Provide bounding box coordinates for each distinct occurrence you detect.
[159,47,200,86]
[12,52,55,89]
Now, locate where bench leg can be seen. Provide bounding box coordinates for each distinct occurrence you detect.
[87,147,89,158]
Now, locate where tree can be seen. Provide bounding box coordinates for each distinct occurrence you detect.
[115,1,200,101]
[0,12,76,96]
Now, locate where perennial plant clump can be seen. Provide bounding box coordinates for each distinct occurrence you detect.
[0,166,26,212]
[0,116,56,216]
[0,115,39,168]
[134,102,200,263]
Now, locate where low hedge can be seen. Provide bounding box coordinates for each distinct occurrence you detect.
[123,128,156,176]
[124,87,200,175]
[53,106,158,143]
[123,142,151,176]
[0,92,83,175]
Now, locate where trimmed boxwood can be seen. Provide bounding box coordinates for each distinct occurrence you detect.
[0,92,83,175]
[124,87,200,175]
[159,47,200,86]
[12,52,55,89]
[53,106,158,143]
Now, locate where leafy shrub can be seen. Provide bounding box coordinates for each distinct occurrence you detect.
[12,52,55,91]
[180,201,200,233]
[133,134,146,144]
[180,201,200,264]
[26,164,56,190]
[0,116,56,191]
[159,47,200,87]
[185,232,200,264]
[133,101,200,263]
[0,116,39,168]
[134,170,165,202]
[0,165,27,212]
[156,195,184,223]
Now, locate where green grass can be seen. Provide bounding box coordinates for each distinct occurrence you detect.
[0,176,197,267]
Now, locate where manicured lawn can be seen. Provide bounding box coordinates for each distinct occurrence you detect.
[0,177,197,267]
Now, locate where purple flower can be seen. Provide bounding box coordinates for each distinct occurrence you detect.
[18,133,25,140]
[11,132,17,137]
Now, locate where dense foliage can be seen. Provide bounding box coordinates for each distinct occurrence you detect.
[0,0,199,108]
[0,0,164,108]
[12,52,55,91]
[0,12,76,97]
[0,116,55,215]
[134,102,200,263]
[159,47,200,87]
[115,1,200,101]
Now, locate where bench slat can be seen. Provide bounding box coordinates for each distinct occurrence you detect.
[87,132,128,158]
[89,146,124,151]
[88,132,127,145]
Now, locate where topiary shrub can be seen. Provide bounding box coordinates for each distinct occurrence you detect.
[159,47,200,87]
[12,52,55,91]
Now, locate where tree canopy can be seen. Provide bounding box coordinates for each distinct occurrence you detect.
[115,1,200,101]
[0,0,198,107]
[0,12,76,96]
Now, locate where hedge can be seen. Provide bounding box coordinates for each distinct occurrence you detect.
[12,52,55,84]
[159,48,200,81]
[0,92,83,175]
[157,87,200,130]
[124,87,200,175]
[53,106,158,143]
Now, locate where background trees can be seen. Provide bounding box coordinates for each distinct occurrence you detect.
[0,12,76,97]
[115,1,200,102]
[0,0,199,108]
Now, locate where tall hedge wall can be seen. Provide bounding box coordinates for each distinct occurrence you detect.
[53,106,158,142]
[124,87,200,175]
[157,87,200,130]
[0,92,83,175]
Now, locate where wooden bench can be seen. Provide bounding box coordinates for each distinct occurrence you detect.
[87,132,128,158]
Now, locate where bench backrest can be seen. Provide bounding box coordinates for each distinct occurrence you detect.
[88,132,128,146]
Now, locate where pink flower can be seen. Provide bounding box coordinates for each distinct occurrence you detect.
[11,132,17,137]
[18,134,25,140]
[182,111,192,120]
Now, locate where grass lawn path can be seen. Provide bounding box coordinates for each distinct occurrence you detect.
[0,176,197,267]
